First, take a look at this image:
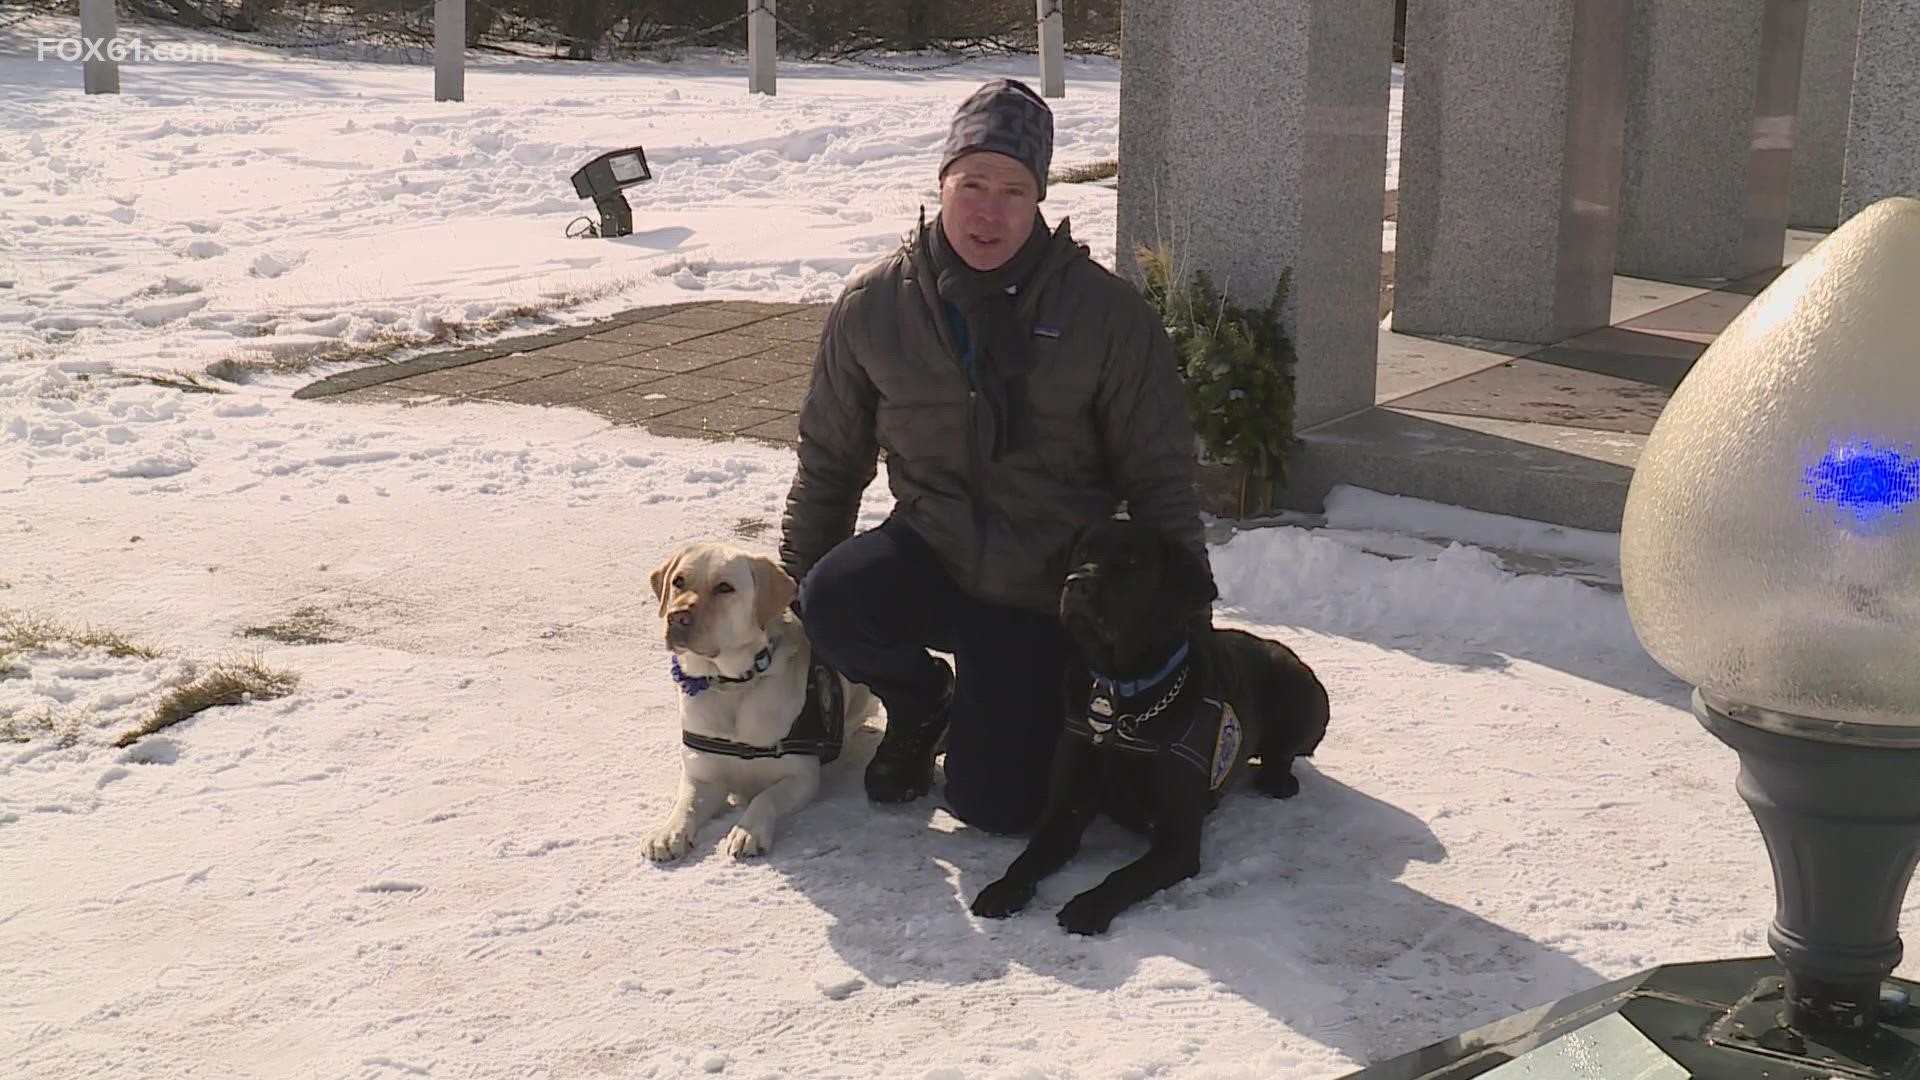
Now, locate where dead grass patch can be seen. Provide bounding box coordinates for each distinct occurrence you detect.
[0,610,163,660]
[115,657,300,748]
[238,605,350,646]
[1050,159,1117,185]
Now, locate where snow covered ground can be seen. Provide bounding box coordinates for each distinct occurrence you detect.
[3,22,1910,1080]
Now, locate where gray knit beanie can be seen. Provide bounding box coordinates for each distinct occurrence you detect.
[938,78,1054,201]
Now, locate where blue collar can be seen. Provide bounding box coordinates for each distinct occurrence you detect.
[671,638,779,697]
[1089,642,1190,700]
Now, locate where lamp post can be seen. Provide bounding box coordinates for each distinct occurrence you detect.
[1341,197,1920,1078]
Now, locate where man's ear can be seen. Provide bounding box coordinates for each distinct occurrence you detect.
[1157,529,1218,618]
[649,551,682,618]
[749,555,798,631]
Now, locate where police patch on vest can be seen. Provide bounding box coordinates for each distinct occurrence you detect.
[1210,703,1242,790]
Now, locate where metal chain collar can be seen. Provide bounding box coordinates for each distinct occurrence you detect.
[1093,667,1190,739]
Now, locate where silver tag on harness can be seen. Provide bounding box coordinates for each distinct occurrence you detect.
[1089,695,1113,718]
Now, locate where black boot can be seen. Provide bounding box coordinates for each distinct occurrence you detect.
[865,659,954,804]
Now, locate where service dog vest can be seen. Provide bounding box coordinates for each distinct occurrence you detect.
[1068,671,1243,791]
[675,647,845,764]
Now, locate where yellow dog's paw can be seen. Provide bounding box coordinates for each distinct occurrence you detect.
[644,824,696,862]
[724,822,770,858]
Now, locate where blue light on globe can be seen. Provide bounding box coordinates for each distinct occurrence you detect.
[1802,440,1920,528]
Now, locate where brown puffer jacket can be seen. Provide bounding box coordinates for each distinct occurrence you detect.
[779,215,1208,616]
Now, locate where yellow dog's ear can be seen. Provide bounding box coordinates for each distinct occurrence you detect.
[649,550,682,618]
[749,555,797,631]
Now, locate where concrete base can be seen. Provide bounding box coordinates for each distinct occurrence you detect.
[1280,405,1640,533]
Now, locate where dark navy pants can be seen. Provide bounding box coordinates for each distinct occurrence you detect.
[799,517,1072,835]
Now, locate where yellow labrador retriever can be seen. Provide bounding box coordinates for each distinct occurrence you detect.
[646,541,869,861]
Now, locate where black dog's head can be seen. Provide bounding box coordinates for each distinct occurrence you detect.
[1059,520,1218,677]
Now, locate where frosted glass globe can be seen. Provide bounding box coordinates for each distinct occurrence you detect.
[1621,197,1920,728]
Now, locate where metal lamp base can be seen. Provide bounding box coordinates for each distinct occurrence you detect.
[1338,959,1919,1079]
[1695,689,1920,1039]
[1342,691,1920,1078]
[593,193,634,238]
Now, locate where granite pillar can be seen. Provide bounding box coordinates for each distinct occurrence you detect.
[1393,0,1633,344]
[1616,0,1811,280]
[1117,0,1394,431]
[1789,0,1862,228]
[1840,0,1920,220]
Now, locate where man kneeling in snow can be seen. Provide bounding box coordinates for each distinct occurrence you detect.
[777,78,1209,835]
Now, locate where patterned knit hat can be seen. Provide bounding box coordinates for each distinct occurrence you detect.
[939,78,1054,201]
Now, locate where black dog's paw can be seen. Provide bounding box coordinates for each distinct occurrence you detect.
[1056,892,1120,936]
[971,878,1036,919]
[1255,764,1300,800]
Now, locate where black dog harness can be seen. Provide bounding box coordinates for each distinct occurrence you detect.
[1071,647,1242,791]
[674,640,843,764]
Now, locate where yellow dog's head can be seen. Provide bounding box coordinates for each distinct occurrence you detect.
[648,542,796,658]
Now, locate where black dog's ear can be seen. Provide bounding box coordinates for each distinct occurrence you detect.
[1157,529,1219,618]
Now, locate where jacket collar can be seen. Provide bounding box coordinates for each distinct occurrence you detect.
[906,210,1087,362]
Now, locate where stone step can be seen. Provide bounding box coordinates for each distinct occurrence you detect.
[1280,404,1644,534]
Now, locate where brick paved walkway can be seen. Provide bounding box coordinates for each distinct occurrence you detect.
[294,301,826,447]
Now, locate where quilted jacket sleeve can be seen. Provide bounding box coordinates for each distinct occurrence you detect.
[778,286,881,585]
[1094,293,1213,580]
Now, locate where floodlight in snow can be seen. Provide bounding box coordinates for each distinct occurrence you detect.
[1345,199,1920,1079]
[569,146,653,239]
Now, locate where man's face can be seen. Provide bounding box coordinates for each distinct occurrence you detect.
[938,151,1040,271]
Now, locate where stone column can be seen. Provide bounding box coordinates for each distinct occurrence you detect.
[79,0,119,95]
[1392,0,1634,344]
[434,0,464,102]
[1840,0,1920,220]
[1117,0,1394,431]
[748,0,776,96]
[1616,0,1811,281]
[1789,0,1862,228]
[1036,0,1065,99]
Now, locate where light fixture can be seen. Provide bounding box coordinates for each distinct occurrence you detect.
[569,146,653,239]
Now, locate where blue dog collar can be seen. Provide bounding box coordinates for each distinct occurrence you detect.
[1089,641,1190,699]
[671,637,779,697]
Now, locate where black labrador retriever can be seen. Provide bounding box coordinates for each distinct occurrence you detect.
[970,519,1330,935]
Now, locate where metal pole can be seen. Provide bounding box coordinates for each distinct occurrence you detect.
[435,0,464,102]
[748,0,776,95]
[79,0,119,96]
[1036,0,1065,98]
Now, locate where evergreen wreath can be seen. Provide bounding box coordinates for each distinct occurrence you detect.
[1135,243,1298,517]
